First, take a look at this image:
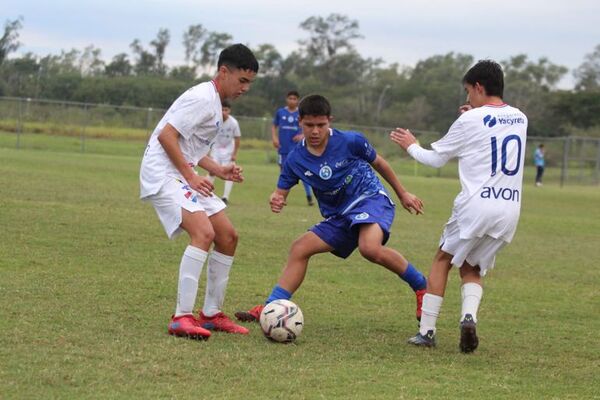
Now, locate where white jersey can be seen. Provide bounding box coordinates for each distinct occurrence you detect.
[140,81,222,199]
[431,104,527,242]
[211,115,241,160]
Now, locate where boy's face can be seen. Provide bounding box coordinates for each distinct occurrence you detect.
[219,66,257,100]
[300,115,331,150]
[464,82,486,108]
[286,95,299,109]
[222,106,231,120]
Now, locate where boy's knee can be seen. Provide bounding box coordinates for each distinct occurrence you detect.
[190,226,215,246]
[289,237,312,259]
[358,243,382,263]
[223,228,239,247]
[460,263,481,280]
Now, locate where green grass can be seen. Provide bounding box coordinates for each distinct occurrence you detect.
[0,143,599,399]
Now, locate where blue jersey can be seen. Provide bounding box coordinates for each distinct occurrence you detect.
[534,148,545,167]
[278,129,388,218]
[273,107,300,154]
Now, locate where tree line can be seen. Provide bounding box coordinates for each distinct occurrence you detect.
[1,14,600,137]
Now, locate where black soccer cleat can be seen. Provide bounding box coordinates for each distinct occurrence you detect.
[459,314,479,353]
[407,330,436,348]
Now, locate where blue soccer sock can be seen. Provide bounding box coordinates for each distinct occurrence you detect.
[266,284,292,304]
[399,263,427,291]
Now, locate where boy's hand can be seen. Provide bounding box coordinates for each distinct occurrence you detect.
[219,163,244,183]
[400,192,424,215]
[188,174,214,197]
[269,191,287,213]
[390,128,417,151]
[292,133,303,142]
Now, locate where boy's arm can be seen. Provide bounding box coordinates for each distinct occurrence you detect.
[198,155,243,183]
[158,123,214,196]
[271,125,280,149]
[269,188,290,213]
[371,154,423,215]
[390,128,451,168]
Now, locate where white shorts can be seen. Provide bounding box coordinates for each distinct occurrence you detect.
[145,176,226,239]
[439,219,508,276]
[211,152,233,166]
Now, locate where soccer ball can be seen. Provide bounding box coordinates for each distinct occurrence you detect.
[259,300,304,343]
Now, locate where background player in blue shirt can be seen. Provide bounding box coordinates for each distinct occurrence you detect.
[272,90,314,206]
[534,144,545,186]
[236,94,427,324]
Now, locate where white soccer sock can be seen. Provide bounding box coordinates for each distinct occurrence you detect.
[202,251,234,317]
[175,245,208,317]
[461,282,483,323]
[223,180,233,200]
[419,294,444,335]
[207,174,215,184]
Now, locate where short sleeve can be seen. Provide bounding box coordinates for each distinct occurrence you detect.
[272,109,280,126]
[350,132,377,163]
[277,154,299,190]
[168,96,213,140]
[430,118,465,158]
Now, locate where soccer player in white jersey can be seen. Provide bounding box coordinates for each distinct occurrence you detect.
[140,44,258,340]
[390,60,527,352]
[208,100,241,204]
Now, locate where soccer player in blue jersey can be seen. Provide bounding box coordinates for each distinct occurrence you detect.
[272,91,314,206]
[236,94,427,323]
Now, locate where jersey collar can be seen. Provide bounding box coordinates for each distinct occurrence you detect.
[483,103,507,108]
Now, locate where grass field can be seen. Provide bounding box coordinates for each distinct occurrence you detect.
[1,143,599,399]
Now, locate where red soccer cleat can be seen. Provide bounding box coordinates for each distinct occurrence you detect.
[197,312,250,334]
[234,304,264,322]
[415,289,426,321]
[168,314,211,340]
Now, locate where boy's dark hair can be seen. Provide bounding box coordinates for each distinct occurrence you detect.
[221,99,232,108]
[462,59,504,98]
[299,94,331,118]
[287,90,300,98]
[218,44,259,73]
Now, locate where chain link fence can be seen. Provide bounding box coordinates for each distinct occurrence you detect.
[1,96,598,186]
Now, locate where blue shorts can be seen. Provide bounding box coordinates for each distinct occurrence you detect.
[309,193,395,259]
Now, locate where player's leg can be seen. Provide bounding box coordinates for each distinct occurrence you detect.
[458,262,482,353]
[276,231,333,294]
[177,209,214,316]
[169,209,215,339]
[195,209,248,334]
[357,223,427,315]
[235,232,332,322]
[352,195,427,319]
[408,249,453,347]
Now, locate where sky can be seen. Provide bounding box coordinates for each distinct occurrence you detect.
[4,0,600,89]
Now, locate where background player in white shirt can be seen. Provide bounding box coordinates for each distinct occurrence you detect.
[207,100,241,204]
[390,60,527,352]
[140,44,258,340]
